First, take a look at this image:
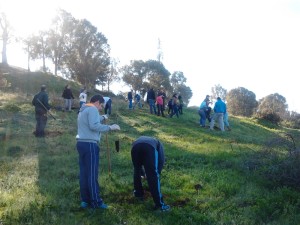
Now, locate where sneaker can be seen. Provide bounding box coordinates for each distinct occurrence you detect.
[97,203,108,209]
[154,204,171,212]
[80,201,89,209]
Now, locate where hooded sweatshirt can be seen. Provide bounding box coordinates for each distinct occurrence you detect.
[77,103,110,143]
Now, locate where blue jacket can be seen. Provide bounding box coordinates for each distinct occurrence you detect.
[213,99,226,113]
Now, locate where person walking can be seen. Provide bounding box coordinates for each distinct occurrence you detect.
[103,96,112,115]
[76,94,121,210]
[131,136,170,212]
[62,84,74,112]
[210,97,226,131]
[32,85,51,137]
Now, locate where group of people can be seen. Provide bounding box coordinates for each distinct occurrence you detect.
[32,85,170,212]
[128,88,184,118]
[198,95,231,131]
[32,85,232,214]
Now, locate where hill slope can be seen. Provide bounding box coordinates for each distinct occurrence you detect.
[1,66,300,224]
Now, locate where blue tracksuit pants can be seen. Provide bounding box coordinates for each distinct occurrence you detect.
[77,141,103,208]
[131,143,165,207]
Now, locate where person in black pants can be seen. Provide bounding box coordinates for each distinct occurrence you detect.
[131,136,170,211]
[32,85,51,137]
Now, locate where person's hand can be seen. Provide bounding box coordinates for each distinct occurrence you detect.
[109,124,120,131]
[102,114,108,120]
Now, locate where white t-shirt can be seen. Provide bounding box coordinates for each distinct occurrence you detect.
[103,97,110,106]
[79,92,87,103]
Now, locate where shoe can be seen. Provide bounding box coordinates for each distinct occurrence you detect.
[154,204,171,212]
[97,203,108,209]
[80,201,89,209]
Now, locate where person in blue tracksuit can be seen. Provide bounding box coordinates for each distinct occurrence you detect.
[131,136,170,211]
[76,94,121,209]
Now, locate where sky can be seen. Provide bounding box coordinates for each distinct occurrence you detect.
[1,0,300,112]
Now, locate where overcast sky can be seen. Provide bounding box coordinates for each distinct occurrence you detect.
[2,0,300,112]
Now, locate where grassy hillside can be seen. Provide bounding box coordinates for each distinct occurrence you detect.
[1,67,300,225]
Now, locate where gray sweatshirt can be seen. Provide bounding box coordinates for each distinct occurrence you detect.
[76,103,110,143]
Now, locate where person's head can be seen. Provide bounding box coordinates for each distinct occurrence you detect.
[41,85,46,91]
[90,95,105,111]
[217,97,221,101]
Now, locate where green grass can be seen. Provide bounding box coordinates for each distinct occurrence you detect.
[1,66,300,224]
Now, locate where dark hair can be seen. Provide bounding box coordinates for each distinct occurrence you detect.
[41,85,46,91]
[90,94,104,103]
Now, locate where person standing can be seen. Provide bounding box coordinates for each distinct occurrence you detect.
[128,90,133,109]
[178,95,183,115]
[169,93,179,118]
[198,99,207,127]
[103,96,112,115]
[76,94,121,209]
[79,89,87,109]
[156,94,165,117]
[32,85,51,137]
[146,88,157,115]
[224,111,231,131]
[131,136,170,211]
[62,84,74,112]
[210,97,226,131]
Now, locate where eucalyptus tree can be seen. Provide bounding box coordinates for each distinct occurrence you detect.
[106,58,120,92]
[63,18,110,89]
[211,84,227,103]
[144,59,171,93]
[46,9,76,76]
[122,60,148,92]
[170,71,192,104]
[0,13,12,65]
[226,87,258,117]
[23,32,49,72]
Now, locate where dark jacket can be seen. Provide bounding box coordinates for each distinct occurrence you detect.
[147,89,156,101]
[62,89,74,99]
[32,90,50,114]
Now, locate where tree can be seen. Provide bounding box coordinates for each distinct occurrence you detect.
[46,9,76,76]
[170,71,187,90]
[23,32,49,72]
[63,18,110,89]
[122,60,148,92]
[170,71,192,105]
[211,84,227,103]
[0,13,12,65]
[226,87,258,117]
[256,93,288,124]
[144,60,171,93]
[106,58,120,92]
[176,84,193,106]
